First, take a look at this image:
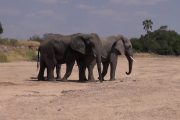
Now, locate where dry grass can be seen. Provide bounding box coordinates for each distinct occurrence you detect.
[18,40,40,47]
[0,49,37,62]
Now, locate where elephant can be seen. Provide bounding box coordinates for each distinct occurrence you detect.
[0,22,3,34]
[87,34,134,81]
[37,33,103,82]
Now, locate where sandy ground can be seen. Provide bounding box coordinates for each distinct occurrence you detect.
[0,55,180,120]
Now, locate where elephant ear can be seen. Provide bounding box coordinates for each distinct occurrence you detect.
[115,40,125,55]
[70,36,86,54]
[101,39,109,58]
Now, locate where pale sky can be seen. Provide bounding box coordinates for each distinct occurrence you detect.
[0,0,179,39]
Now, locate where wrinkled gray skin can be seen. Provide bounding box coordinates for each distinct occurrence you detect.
[42,33,63,80]
[90,35,133,81]
[37,33,103,82]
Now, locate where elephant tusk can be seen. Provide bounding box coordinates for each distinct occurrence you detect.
[130,56,136,62]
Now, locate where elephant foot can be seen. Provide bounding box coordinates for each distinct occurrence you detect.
[98,77,104,81]
[47,78,56,81]
[78,78,87,83]
[56,77,61,81]
[88,78,96,82]
[38,76,45,81]
[61,78,68,82]
[78,80,86,83]
[109,78,116,81]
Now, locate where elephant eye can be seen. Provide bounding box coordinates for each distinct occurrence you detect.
[127,46,131,49]
[126,46,131,51]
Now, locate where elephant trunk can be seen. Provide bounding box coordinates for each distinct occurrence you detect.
[96,53,103,82]
[93,45,103,82]
[125,54,133,75]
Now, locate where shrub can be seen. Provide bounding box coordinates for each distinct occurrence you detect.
[0,53,8,62]
[15,49,37,61]
[0,49,37,62]
[131,29,180,55]
[173,40,180,55]
[131,38,144,52]
[24,50,37,60]
[0,38,18,46]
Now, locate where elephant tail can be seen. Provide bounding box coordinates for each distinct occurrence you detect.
[37,47,40,70]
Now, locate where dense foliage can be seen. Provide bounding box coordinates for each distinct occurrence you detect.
[131,28,180,55]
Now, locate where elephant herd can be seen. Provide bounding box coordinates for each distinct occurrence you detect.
[37,33,134,82]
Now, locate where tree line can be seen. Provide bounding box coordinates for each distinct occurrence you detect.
[1,20,180,55]
[131,19,180,55]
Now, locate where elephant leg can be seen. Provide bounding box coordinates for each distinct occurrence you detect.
[102,61,109,80]
[47,66,55,81]
[79,65,86,82]
[87,64,95,82]
[38,60,46,81]
[56,65,61,80]
[77,60,87,82]
[61,61,75,81]
[110,53,118,81]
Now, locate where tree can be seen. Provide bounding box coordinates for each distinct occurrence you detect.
[0,22,3,34]
[143,19,153,34]
[29,34,42,42]
[131,27,180,55]
[159,25,168,31]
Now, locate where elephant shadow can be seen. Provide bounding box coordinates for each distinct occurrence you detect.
[29,77,88,83]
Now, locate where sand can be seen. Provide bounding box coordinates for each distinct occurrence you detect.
[0,55,180,120]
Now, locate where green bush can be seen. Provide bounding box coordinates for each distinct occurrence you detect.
[131,29,180,55]
[173,40,180,55]
[131,38,144,52]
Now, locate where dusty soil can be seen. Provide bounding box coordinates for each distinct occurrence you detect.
[0,55,180,120]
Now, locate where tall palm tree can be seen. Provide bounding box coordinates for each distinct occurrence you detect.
[0,22,3,34]
[143,19,153,34]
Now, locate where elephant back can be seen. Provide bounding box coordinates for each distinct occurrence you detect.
[101,37,117,58]
[43,33,63,40]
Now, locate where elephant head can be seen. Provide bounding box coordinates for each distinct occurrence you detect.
[115,35,134,75]
[70,33,103,82]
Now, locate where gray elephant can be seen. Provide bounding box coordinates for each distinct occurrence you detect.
[0,22,3,34]
[37,33,103,82]
[89,35,134,81]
